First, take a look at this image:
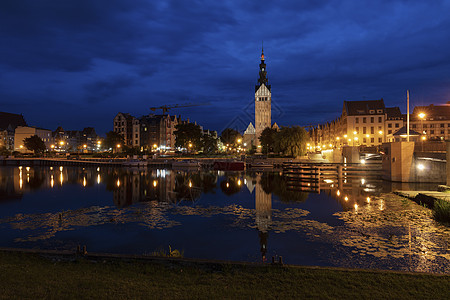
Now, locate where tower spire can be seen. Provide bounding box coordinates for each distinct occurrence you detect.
[261,41,264,61]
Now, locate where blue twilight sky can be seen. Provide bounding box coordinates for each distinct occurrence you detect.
[1,0,450,135]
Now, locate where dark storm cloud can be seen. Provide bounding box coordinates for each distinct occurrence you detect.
[84,75,136,103]
[1,0,449,134]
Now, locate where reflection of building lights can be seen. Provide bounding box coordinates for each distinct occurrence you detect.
[344,196,348,201]
[19,179,23,189]
[51,175,54,188]
[226,182,229,188]
[380,200,384,211]
[237,179,241,186]
[366,197,370,203]
[116,179,120,187]
[189,181,192,188]
[83,177,86,187]
[27,174,30,183]
[97,174,101,184]
[153,180,158,187]
[417,164,425,171]
[19,166,22,171]
[337,190,340,196]
[244,178,247,184]
[60,173,63,185]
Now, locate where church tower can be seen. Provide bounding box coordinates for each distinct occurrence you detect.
[254,46,271,146]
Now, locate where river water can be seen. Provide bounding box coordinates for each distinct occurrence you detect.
[0,165,449,273]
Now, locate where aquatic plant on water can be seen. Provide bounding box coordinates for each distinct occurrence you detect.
[433,199,450,224]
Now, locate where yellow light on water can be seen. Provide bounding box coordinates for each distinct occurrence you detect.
[116,179,120,187]
[153,180,158,187]
[344,196,348,201]
[337,190,340,196]
[83,177,86,187]
[97,174,101,184]
[237,179,241,186]
[50,175,54,188]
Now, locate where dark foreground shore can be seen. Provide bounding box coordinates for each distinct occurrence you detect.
[0,249,449,299]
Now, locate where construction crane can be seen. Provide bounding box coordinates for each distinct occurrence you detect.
[150,103,210,114]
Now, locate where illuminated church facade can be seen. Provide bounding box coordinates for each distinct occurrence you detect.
[243,47,278,149]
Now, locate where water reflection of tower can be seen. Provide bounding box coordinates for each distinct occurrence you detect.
[255,173,272,261]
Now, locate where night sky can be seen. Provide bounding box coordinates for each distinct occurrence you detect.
[1,0,450,135]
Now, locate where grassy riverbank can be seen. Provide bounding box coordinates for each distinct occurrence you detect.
[0,252,449,299]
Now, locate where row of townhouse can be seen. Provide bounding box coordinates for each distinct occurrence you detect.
[14,126,101,153]
[113,113,184,152]
[309,100,450,150]
[113,113,218,152]
[0,112,101,153]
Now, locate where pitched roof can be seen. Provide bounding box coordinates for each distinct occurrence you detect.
[244,122,255,135]
[392,126,421,136]
[386,107,402,119]
[344,99,385,116]
[411,103,450,120]
[0,112,27,130]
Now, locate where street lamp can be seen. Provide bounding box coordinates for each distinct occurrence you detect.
[418,113,426,151]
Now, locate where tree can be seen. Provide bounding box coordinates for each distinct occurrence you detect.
[259,127,278,154]
[201,134,218,154]
[220,128,242,146]
[275,126,308,157]
[23,135,46,154]
[174,123,203,151]
[104,131,124,150]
